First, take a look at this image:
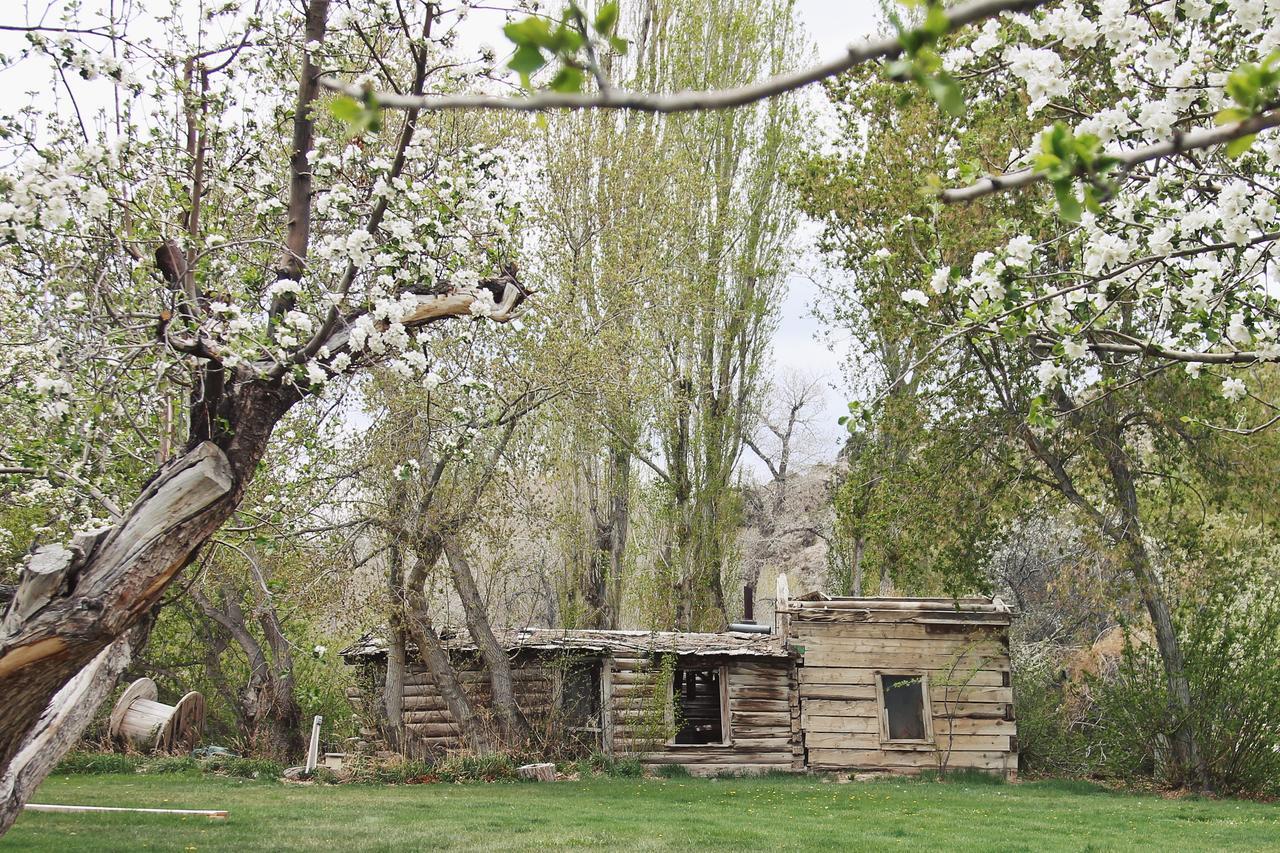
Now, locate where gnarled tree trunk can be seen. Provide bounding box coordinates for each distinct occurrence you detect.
[0,376,294,835]
[442,536,530,745]
[402,546,491,755]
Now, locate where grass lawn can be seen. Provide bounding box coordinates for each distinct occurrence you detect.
[4,772,1278,852]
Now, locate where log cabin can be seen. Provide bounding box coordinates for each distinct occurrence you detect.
[341,593,1016,778]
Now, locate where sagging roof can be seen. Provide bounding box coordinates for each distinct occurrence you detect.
[783,594,1014,624]
[341,626,792,662]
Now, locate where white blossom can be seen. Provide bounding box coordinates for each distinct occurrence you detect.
[900,288,929,307]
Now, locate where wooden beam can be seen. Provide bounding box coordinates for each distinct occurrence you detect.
[25,803,228,819]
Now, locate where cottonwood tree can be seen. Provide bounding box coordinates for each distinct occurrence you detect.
[803,3,1280,786]
[530,104,667,629]
[641,0,804,631]
[0,0,528,829]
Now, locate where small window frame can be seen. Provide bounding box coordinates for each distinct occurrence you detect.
[874,670,935,747]
[556,659,604,736]
[665,662,732,748]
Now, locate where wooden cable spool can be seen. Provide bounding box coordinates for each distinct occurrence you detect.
[108,677,206,753]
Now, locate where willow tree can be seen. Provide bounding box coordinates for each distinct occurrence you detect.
[0,0,525,828]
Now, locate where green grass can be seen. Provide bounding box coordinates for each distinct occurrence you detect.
[5,772,1278,851]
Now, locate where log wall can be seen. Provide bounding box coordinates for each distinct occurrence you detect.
[347,654,559,754]
[607,656,798,776]
[788,604,1017,779]
[347,652,799,773]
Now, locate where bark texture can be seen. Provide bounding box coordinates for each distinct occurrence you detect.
[442,536,529,743]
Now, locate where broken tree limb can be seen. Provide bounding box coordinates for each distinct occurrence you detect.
[0,441,239,836]
[0,632,137,832]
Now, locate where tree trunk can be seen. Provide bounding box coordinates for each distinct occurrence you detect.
[192,573,304,758]
[0,377,295,835]
[254,604,305,760]
[0,630,139,832]
[851,537,865,598]
[441,536,529,745]
[1096,427,1205,787]
[383,626,407,753]
[381,542,407,753]
[403,550,491,755]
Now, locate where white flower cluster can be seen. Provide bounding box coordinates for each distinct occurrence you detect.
[27,34,138,88]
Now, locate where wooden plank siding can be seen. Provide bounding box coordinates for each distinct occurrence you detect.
[787,601,1017,780]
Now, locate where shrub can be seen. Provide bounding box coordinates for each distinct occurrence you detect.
[1093,566,1280,797]
[434,753,518,783]
[1011,642,1099,777]
[200,756,284,779]
[923,767,1005,786]
[144,756,200,774]
[568,750,644,778]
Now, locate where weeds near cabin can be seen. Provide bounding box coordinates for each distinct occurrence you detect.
[568,750,643,778]
[931,640,998,781]
[54,752,283,780]
[918,767,1005,785]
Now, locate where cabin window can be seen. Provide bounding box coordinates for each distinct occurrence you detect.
[877,672,933,743]
[560,661,602,731]
[669,665,729,746]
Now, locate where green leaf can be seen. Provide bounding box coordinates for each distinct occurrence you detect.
[549,66,585,93]
[595,1,619,35]
[505,18,553,48]
[1216,107,1250,125]
[1226,69,1257,107]
[924,73,964,117]
[328,96,362,124]
[885,58,914,81]
[1053,181,1082,223]
[508,43,546,77]
[1083,185,1105,216]
[922,4,949,39]
[1226,133,1257,158]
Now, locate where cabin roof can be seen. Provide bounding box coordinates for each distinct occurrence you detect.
[782,594,1014,624]
[341,626,792,662]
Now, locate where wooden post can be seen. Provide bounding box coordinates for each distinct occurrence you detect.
[600,659,614,757]
[305,715,322,774]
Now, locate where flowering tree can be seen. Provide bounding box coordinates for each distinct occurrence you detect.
[4,0,1277,825]
[0,0,527,829]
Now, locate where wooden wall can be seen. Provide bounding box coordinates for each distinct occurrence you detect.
[608,655,797,776]
[347,652,799,773]
[347,653,557,755]
[788,606,1017,779]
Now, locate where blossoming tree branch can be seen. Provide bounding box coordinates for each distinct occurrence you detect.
[0,0,528,830]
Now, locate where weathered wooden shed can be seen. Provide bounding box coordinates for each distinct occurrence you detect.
[782,594,1016,778]
[342,594,1016,778]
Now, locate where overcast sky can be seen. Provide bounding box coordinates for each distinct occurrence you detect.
[754,0,882,472]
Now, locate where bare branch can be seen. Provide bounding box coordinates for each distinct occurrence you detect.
[942,108,1280,203]
[319,0,1045,115]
